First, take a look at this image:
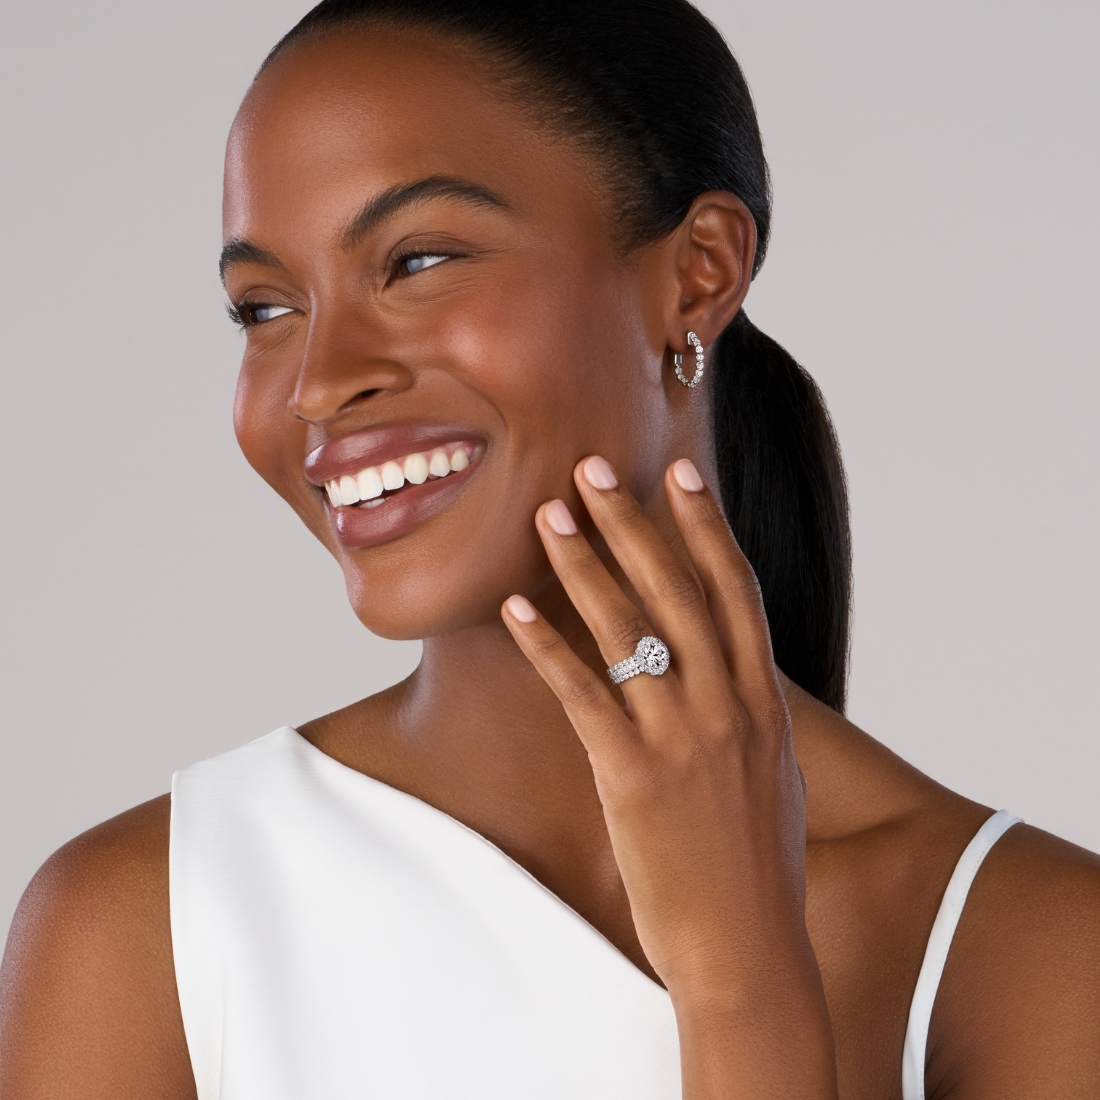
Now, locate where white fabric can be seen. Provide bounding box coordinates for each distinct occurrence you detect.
[170,726,1019,1100]
[170,727,680,1100]
[901,809,1022,1100]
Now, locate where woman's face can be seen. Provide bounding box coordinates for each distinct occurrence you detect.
[224,29,680,639]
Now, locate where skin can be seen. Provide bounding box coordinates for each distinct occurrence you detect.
[2,26,1099,1100]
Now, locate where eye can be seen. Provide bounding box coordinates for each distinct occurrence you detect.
[401,253,450,276]
[228,302,294,328]
[249,304,294,323]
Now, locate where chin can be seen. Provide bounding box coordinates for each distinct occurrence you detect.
[339,536,544,642]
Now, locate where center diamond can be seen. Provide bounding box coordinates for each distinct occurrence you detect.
[637,636,670,677]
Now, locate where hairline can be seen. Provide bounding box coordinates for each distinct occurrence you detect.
[252,15,676,259]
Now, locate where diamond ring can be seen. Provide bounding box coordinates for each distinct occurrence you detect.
[607,636,671,685]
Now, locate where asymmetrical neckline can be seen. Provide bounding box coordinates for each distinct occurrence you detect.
[171,726,683,1099]
[287,727,670,996]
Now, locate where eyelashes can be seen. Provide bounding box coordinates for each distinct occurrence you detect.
[227,251,456,329]
[226,301,288,329]
[227,302,294,327]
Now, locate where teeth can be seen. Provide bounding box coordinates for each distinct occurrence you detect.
[403,453,429,484]
[357,466,383,501]
[428,448,451,478]
[325,442,484,505]
[380,460,405,491]
[338,475,360,506]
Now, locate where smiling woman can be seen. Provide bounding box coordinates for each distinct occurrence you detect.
[1,1,1098,1099]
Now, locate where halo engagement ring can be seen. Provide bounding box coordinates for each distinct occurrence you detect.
[607,636,671,685]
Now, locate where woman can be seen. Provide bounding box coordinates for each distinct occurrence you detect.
[1,0,1097,1096]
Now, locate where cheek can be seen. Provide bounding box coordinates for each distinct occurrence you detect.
[233,356,307,504]
[430,255,644,468]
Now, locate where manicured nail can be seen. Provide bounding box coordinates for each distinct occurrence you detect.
[673,458,704,492]
[505,594,538,622]
[582,455,618,490]
[544,499,578,535]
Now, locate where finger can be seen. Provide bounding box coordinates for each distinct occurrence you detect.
[500,593,635,764]
[663,458,780,698]
[533,499,672,698]
[571,456,727,687]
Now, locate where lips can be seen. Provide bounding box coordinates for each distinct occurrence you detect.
[304,424,487,550]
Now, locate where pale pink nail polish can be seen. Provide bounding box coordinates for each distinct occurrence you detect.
[544,499,578,535]
[673,458,704,492]
[504,594,538,622]
[583,455,618,490]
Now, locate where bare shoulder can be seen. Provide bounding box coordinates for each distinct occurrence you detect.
[0,795,196,1099]
[930,821,1100,1099]
[793,687,1099,1097]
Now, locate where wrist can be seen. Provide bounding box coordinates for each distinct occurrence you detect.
[660,919,821,1005]
[670,954,838,1100]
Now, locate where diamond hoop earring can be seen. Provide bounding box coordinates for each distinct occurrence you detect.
[673,331,705,388]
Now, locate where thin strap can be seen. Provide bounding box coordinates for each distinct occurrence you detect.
[901,809,1022,1100]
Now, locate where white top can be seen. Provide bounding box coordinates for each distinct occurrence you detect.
[169,727,1020,1099]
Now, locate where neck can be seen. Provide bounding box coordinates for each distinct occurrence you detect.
[304,576,613,867]
[402,586,606,813]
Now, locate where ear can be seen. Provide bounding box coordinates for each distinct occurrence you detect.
[666,191,757,355]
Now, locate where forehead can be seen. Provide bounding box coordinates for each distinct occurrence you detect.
[224,28,605,244]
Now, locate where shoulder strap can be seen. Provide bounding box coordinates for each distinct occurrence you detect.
[901,809,1022,1100]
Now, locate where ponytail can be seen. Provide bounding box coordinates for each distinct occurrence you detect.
[715,312,851,711]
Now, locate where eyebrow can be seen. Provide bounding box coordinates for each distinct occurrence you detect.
[218,239,285,283]
[340,175,510,251]
[219,176,509,284]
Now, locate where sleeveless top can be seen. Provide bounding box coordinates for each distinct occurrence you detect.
[169,727,1021,1100]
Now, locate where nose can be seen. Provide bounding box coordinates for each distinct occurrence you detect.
[289,301,413,425]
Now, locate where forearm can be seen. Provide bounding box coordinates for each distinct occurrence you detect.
[672,941,838,1100]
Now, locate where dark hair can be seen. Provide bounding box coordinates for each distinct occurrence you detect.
[264,0,852,711]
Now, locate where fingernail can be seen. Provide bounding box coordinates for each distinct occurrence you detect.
[544,499,578,536]
[673,458,704,492]
[504,594,538,622]
[582,455,618,490]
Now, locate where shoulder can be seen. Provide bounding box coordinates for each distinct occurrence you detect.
[795,689,1099,1094]
[15,793,172,917]
[0,796,196,1098]
[929,821,1100,1098]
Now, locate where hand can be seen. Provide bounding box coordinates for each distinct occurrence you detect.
[501,456,837,1098]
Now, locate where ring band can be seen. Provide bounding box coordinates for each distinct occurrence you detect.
[608,636,671,684]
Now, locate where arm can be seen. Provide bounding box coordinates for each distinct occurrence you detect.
[0,796,197,1100]
[502,456,838,1098]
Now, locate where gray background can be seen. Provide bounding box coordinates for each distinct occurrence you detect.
[1,0,1097,942]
